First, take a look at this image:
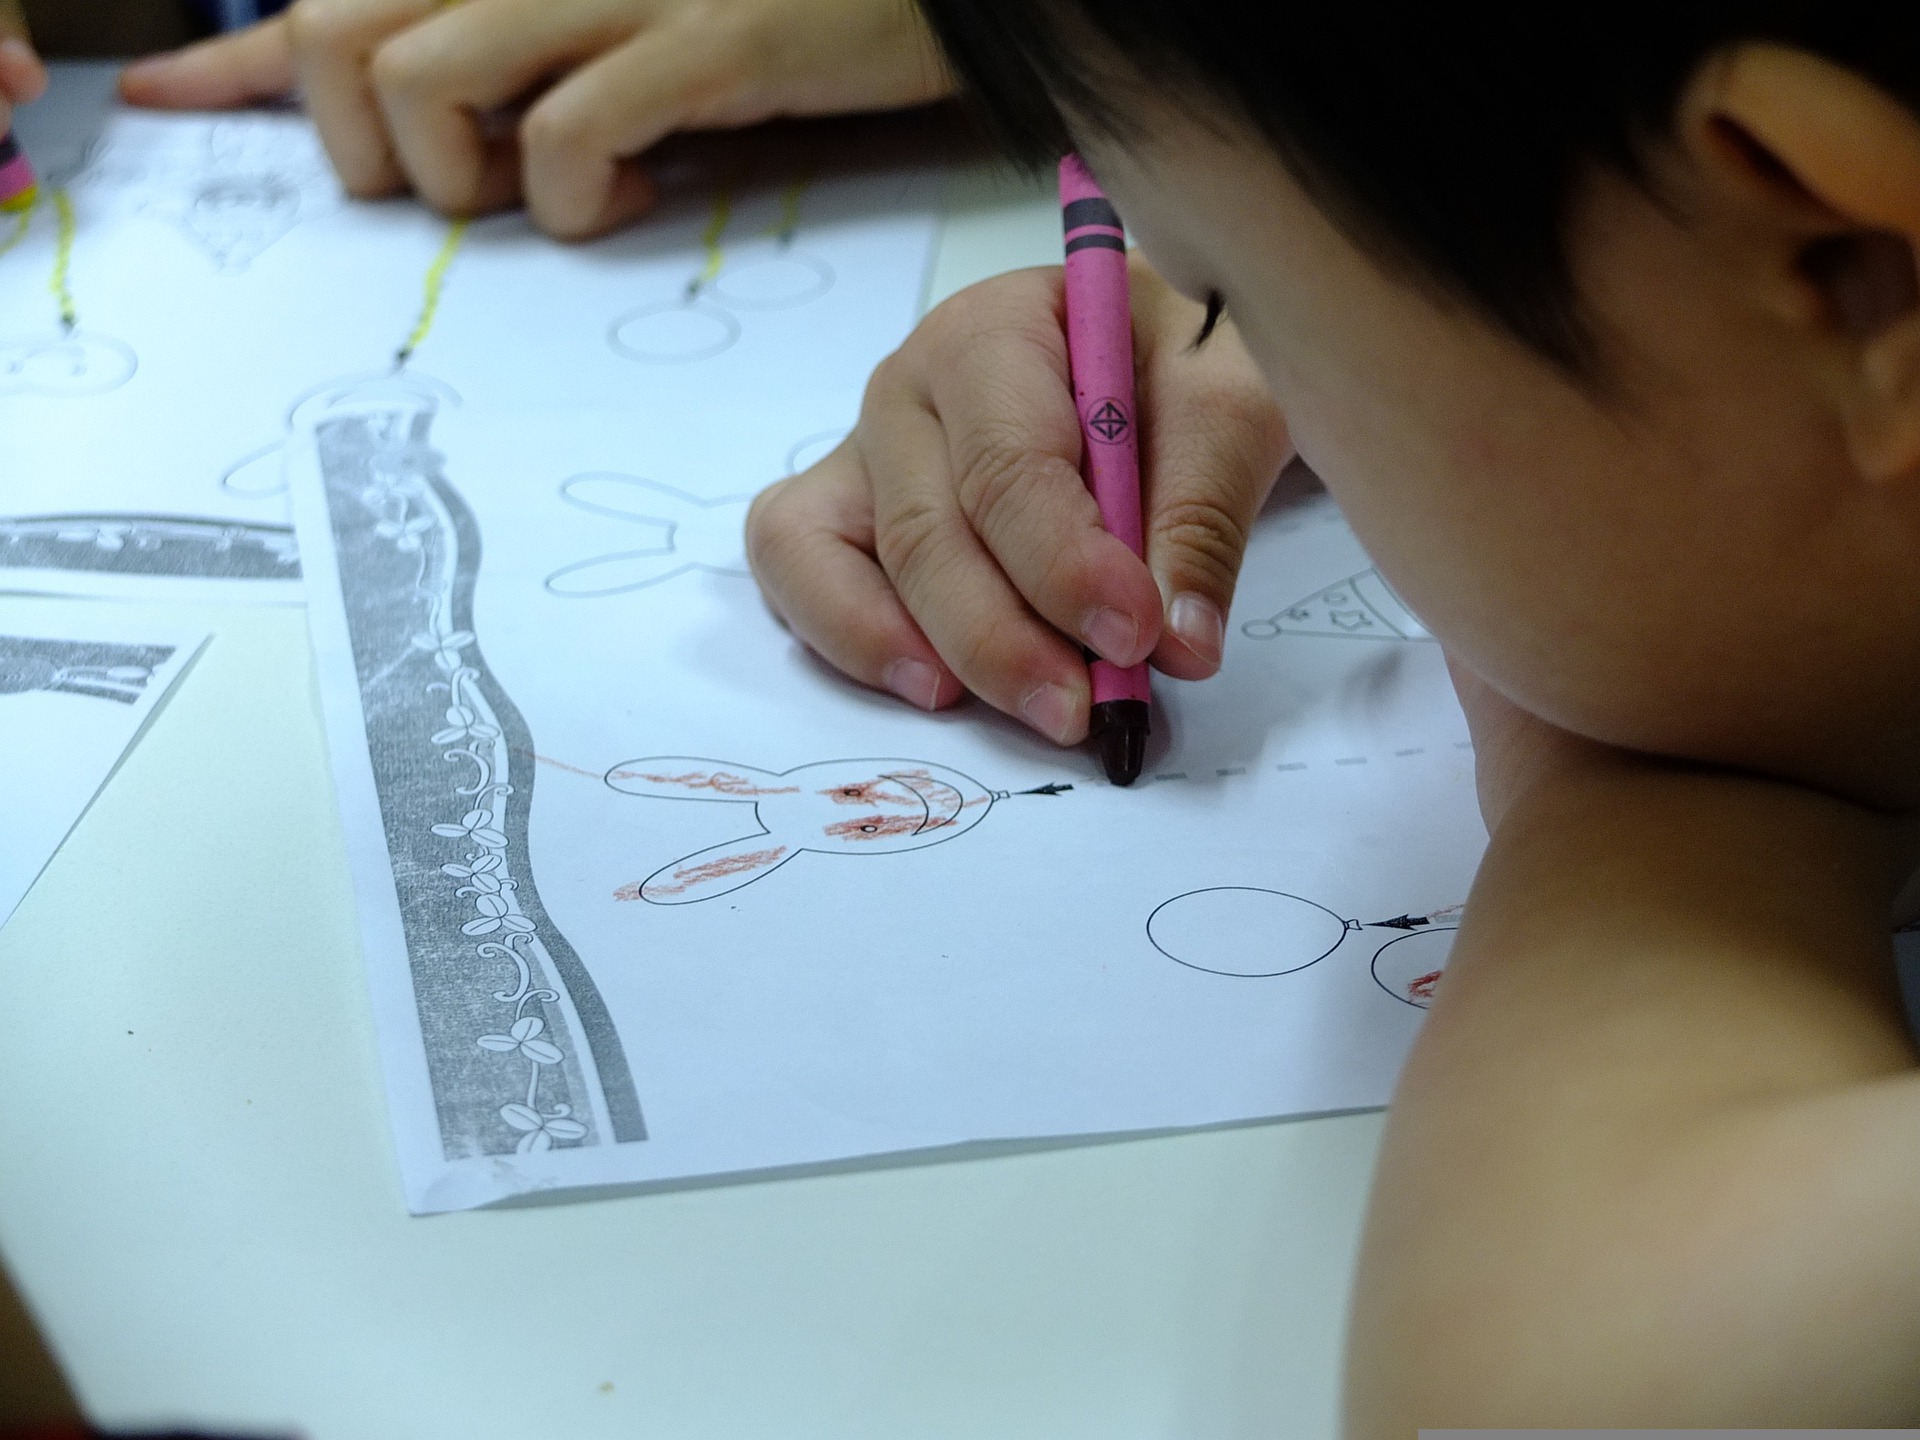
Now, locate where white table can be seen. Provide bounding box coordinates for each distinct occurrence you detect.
[0,160,1383,1440]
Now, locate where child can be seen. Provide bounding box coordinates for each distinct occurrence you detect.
[116,0,953,238]
[3,0,951,239]
[746,4,1920,1430]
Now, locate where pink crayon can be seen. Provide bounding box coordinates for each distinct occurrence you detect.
[0,127,36,213]
[1059,153,1151,785]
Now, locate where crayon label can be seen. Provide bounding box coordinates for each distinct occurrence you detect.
[1084,397,1132,445]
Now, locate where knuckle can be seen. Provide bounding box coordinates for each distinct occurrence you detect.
[519,100,586,160]
[1157,494,1251,590]
[286,0,357,54]
[873,497,955,595]
[952,424,1049,529]
[743,480,795,567]
[368,36,429,97]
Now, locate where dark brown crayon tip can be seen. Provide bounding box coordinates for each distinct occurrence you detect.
[1091,699,1150,787]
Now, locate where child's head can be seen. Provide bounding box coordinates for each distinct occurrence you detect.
[921,2,1920,807]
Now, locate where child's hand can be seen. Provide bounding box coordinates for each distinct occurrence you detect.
[746,261,1290,745]
[0,4,47,142]
[118,0,953,240]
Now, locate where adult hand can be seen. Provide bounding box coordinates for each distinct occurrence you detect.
[747,260,1292,746]
[118,0,954,239]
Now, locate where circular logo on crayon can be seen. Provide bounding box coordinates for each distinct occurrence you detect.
[1085,397,1132,444]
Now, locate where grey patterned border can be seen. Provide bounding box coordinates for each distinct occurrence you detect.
[0,513,301,581]
[0,636,176,703]
[312,394,644,1160]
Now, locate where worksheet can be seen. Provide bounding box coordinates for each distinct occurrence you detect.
[0,613,206,927]
[2,71,348,600]
[293,378,1485,1208]
[5,70,917,604]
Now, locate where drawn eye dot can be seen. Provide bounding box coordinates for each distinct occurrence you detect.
[861,824,877,833]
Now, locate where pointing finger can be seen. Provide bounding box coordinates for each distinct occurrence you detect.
[120,17,296,109]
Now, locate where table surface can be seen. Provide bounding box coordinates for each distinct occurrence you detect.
[0,159,1384,1440]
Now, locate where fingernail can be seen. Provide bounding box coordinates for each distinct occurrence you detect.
[883,657,943,712]
[1020,682,1081,745]
[1169,592,1225,666]
[1083,605,1141,666]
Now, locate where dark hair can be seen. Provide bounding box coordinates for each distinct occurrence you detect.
[915,2,1920,369]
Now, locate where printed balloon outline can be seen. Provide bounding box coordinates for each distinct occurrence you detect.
[1242,567,1435,642]
[708,242,835,311]
[1371,926,1457,1009]
[605,756,1071,904]
[609,299,741,365]
[222,440,288,497]
[1146,889,1464,985]
[0,331,138,399]
[1147,887,1358,978]
[545,474,752,597]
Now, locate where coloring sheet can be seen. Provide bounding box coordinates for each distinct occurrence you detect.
[0,610,206,927]
[293,378,1486,1207]
[3,67,926,604]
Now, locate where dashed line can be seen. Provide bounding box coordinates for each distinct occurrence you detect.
[1216,766,1246,777]
[1276,762,1308,772]
[1395,747,1425,757]
[1155,772,1189,782]
[1335,757,1367,766]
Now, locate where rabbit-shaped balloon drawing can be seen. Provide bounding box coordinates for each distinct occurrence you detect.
[605,757,1071,904]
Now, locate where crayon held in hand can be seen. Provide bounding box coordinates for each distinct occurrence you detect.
[1059,153,1151,786]
[0,126,36,212]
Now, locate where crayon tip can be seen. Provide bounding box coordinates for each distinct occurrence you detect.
[1091,699,1150,787]
[0,180,35,214]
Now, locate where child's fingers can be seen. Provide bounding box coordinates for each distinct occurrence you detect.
[518,27,739,240]
[917,290,1162,671]
[369,0,609,220]
[1133,279,1291,678]
[288,0,441,198]
[745,453,966,714]
[860,359,1094,745]
[119,19,295,109]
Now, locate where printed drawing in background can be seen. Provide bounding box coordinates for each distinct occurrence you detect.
[1242,567,1435,642]
[1,189,137,400]
[70,113,337,273]
[217,217,469,509]
[1147,886,1462,1001]
[0,635,175,703]
[0,514,300,583]
[606,758,1072,903]
[545,474,753,597]
[1371,924,1459,1009]
[610,176,833,365]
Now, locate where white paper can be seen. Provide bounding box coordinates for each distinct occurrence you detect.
[0,611,206,926]
[293,399,1485,1208]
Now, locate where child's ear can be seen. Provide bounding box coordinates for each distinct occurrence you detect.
[1679,43,1920,483]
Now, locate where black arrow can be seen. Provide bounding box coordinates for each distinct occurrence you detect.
[1017,783,1074,797]
[1368,913,1431,930]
